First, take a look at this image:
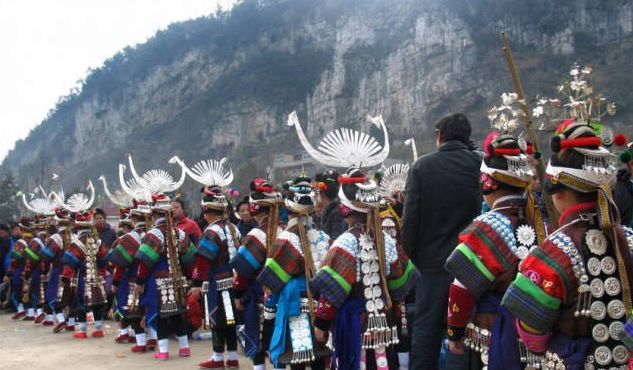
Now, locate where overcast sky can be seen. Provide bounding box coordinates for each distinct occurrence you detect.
[0,0,237,161]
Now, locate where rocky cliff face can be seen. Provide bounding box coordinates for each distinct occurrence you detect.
[4,0,633,193]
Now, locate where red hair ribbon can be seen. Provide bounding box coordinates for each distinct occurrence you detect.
[560,137,601,149]
[493,148,521,156]
[338,175,366,185]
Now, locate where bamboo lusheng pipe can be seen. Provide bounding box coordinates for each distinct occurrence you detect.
[265,204,280,257]
[501,32,559,229]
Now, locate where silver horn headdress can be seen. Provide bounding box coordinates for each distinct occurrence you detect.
[98,175,134,207]
[121,154,186,195]
[22,190,57,216]
[404,137,418,162]
[52,181,95,213]
[170,156,233,188]
[170,155,234,211]
[287,111,389,168]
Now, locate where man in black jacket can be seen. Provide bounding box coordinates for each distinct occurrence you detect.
[615,144,633,227]
[402,113,482,369]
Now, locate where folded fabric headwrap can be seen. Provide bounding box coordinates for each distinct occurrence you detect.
[552,171,619,230]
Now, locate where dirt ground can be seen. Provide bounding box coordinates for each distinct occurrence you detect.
[0,313,255,370]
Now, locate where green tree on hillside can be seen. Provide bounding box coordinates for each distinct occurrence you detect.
[0,173,21,222]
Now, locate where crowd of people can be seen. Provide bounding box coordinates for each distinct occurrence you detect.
[2,75,633,370]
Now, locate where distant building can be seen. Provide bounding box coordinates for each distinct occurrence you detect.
[272,153,322,180]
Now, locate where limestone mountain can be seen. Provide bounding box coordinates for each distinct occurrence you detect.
[3,0,633,197]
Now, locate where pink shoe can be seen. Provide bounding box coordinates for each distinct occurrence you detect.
[154,352,169,361]
[179,348,191,357]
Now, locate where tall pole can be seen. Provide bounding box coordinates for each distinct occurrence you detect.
[501,32,559,229]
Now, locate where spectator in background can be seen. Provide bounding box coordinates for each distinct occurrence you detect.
[314,170,346,240]
[235,197,257,236]
[196,211,208,233]
[0,223,12,307]
[0,224,11,279]
[402,113,482,370]
[172,198,202,245]
[95,208,117,249]
[10,222,20,241]
[3,222,18,309]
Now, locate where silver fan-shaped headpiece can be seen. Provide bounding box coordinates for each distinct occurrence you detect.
[169,155,233,187]
[98,175,134,207]
[52,181,95,213]
[123,154,186,195]
[21,191,57,216]
[379,163,410,197]
[288,111,390,168]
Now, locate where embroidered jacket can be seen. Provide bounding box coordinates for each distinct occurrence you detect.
[41,232,65,267]
[135,220,193,284]
[231,218,283,293]
[6,238,30,276]
[61,232,108,279]
[23,234,47,278]
[110,228,144,286]
[311,226,418,327]
[258,217,331,295]
[191,219,241,286]
[502,202,633,366]
[444,197,535,339]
